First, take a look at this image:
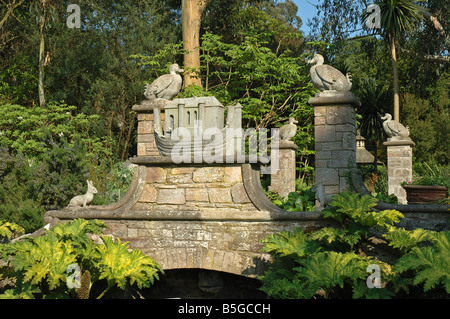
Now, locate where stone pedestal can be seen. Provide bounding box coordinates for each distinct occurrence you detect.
[269,141,298,199]
[383,139,415,204]
[309,91,360,205]
[132,99,169,157]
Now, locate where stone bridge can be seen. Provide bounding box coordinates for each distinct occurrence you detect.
[44,92,448,284]
[44,161,330,276]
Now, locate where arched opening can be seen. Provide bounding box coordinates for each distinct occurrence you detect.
[142,269,266,299]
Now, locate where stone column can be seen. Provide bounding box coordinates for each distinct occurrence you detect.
[383,139,415,204]
[269,141,298,199]
[309,91,360,206]
[132,99,169,157]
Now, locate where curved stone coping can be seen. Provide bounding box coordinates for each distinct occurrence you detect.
[351,169,449,213]
[44,162,323,224]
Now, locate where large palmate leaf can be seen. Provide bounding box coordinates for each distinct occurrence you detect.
[261,228,320,257]
[11,233,77,290]
[394,232,450,293]
[95,237,162,291]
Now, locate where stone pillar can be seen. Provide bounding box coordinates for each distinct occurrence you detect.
[383,139,415,204]
[309,91,360,205]
[132,99,169,157]
[268,141,298,199]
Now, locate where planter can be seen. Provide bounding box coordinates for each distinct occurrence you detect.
[403,185,448,204]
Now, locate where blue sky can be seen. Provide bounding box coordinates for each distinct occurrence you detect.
[291,0,319,34]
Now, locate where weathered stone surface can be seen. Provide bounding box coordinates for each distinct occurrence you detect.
[146,167,166,183]
[208,188,232,203]
[140,184,157,202]
[193,167,224,183]
[384,143,413,204]
[186,188,209,202]
[224,166,242,183]
[231,183,251,204]
[268,147,296,198]
[157,188,185,204]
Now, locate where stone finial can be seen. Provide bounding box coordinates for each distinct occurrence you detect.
[307,54,352,92]
[381,113,410,141]
[144,64,184,101]
[67,180,98,208]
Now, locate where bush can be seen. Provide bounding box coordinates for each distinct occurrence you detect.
[0,219,163,299]
[259,192,449,298]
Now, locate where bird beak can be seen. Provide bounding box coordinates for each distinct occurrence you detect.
[178,68,184,73]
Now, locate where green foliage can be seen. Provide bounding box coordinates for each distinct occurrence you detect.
[394,232,450,293]
[276,191,315,212]
[0,219,162,299]
[260,192,449,298]
[0,221,25,241]
[0,102,107,160]
[402,162,450,191]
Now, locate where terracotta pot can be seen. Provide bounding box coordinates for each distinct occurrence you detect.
[403,185,448,204]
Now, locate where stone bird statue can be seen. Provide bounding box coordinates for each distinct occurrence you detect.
[381,113,410,140]
[144,63,184,100]
[279,117,298,141]
[308,54,352,92]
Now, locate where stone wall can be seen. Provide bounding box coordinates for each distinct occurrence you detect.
[102,219,319,276]
[132,165,257,213]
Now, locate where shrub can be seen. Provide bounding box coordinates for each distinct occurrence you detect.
[0,219,163,299]
[259,192,450,298]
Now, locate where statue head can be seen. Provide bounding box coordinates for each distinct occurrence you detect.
[169,63,184,74]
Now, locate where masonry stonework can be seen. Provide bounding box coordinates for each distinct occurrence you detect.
[383,140,415,204]
[309,92,360,200]
[268,142,297,199]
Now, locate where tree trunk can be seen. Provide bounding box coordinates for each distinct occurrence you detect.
[390,34,399,122]
[38,3,46,107]
[182,0,209,88]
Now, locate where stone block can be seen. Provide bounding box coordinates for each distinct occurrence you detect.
[319,141,342,151]
[231,183,251,204]
[208,188,232,203]
[315,168,339,186]
[186,188,209,202]
[157,188,185,204]
[146,167,166,183]
[138,120,153,135]
[167,173,193,183]
[315,126,336,142]
[224,166,242,183]
[140,184,157,202]
[137,113,153,121]
[193,167,224,183]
